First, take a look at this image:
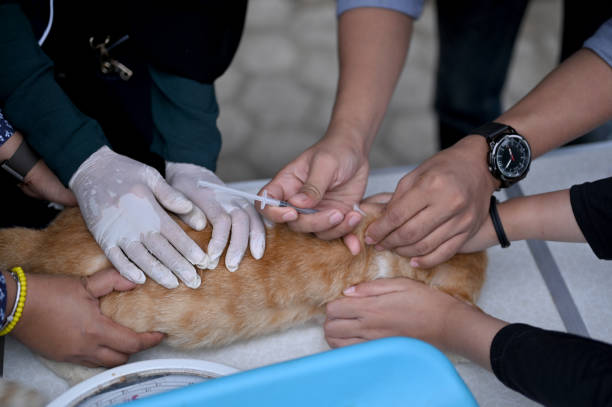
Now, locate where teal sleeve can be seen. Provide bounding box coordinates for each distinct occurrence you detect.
[149,66,221,172]
[0,4,108,185]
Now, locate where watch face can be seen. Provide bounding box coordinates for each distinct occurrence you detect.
[493,135,531,179]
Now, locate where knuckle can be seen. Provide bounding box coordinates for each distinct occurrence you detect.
[300,183,323,201]
[414,240,431,256]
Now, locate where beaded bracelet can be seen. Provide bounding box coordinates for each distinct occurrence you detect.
[0,267,27,336]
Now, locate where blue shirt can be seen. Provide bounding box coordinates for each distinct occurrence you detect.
[584,18,612,68]
[337,0,424,19]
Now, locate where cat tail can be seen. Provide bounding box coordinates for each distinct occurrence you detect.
[0,226,41,272]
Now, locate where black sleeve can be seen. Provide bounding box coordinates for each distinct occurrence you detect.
[570,176,612,260]
[490,323,612,406]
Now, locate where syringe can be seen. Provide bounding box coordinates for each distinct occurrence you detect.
[197,180,319,214]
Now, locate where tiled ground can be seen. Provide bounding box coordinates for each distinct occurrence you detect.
[215,0,562,182]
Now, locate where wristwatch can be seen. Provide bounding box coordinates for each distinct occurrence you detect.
[0,140,40,182]
[471,122,531,188]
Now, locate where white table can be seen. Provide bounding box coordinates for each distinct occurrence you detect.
[4,141,612,406]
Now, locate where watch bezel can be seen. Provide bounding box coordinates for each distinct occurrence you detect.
[489,133,532,182]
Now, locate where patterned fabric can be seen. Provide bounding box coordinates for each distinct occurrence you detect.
[0,109,15,147]
[0,272,7,325]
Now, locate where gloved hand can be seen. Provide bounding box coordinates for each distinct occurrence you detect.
[165,162,265,272]
[69,146,208,289]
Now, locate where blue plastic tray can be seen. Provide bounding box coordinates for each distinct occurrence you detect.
[120,337,477,406]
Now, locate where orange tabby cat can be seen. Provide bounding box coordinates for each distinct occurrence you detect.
[0,201,486,350]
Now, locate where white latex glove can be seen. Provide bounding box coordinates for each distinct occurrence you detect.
[69,146,208,289]
[165,162,266,272]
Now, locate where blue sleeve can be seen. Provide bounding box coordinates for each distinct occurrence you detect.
[337,0,424,19]
[583,18,612,68]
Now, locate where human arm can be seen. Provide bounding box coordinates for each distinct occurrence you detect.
[325,278,612,406]
[461,176,612,260]
[3,268,164,368]
[0,130,76,206]
[366,41,612,268]
[258,6,414,252]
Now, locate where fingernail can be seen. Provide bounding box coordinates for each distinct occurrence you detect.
[410,259,419,267]
[348,215,361,228]
[282,211,298,222]
[364,236,374,245]
[343,286,356,295]
[329,211,343,225]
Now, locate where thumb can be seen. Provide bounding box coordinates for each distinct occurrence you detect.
[291,155,338,208]
[343,278,415,297]
[84,268,137,298]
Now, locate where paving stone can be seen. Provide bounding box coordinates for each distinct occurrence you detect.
[241,77,315,128]
[246,0,294,29]
[238,34,298,74]
[217,105,252,155]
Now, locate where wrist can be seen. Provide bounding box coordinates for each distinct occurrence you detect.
[0,131,22,161]
[323,120,372,160]
[1,270,17,321]
[455,135,501,191]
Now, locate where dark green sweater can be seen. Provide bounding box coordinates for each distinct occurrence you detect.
[0,3,240,185]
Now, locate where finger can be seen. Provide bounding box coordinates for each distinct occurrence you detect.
[207,212,231,268]
[243,203,266,259]
[290,152,339,208]
[375,206,450,251]
[324,317,363,339]
[93,347,130,368]
[286,209,344,234]
[225,208,250,272]
[257,180,300,223]
[326,336,364,349]
[400,233,467,269]
[179,205,207,231]
[342,278,414,297]
[83,268,136,298]
[106,246,146,284]
[325,297,364,319]
[100,319,165,354]
[315,210,363,241]
[159,213,208,266]
[364,189,428,245]
[121,241,179,289]
[361,193,393,204]
[342,233,361,255]
[143,232,201,288]
[145,167,193,214]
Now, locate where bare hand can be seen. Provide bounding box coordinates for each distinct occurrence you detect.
[12,269,164,368]
[19,160,77,206]
[258,136,369,253]
[365,135,498,268]
[324,278,462,349]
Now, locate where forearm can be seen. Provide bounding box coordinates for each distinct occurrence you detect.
[462,189,586,252]
[0,130,22,161]
[328,8,413,152]
[498,49,612,158]
[442,303,507,370]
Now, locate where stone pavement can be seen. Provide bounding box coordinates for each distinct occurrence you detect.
[215,0,562,182]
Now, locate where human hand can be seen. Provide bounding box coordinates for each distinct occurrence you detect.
[365,135,498,268]
[12,269,164,368]
[165,162,265,272]
[324,278,462,349]
[69,146,207,289]
[258,136,369,253]
[19,160,77,206]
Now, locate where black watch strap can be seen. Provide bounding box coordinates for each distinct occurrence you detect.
[489,196,510,248]
[471,122,517,142]
[0,141,40,182]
